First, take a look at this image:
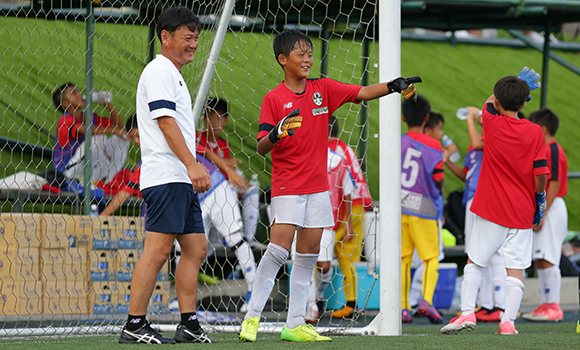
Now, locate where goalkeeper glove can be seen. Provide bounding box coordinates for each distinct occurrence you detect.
[533,192,546,226]
[268,109,303,144]
[517,66,541,102]
[387,76,423,101]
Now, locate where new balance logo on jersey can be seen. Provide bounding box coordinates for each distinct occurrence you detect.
[283,102,293,109]
[179,81,183,86]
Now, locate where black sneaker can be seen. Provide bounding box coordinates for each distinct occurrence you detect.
[173,324,216,343]
[119,320,176,344]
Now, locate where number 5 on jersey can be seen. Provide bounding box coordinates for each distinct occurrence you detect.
[402,148,422,188]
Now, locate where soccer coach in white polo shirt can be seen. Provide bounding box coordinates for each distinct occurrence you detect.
[119,7,214,345]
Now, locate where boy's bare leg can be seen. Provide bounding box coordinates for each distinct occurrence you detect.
[129,231,176,315]
[269,223,300,251]
[175,233,208,313]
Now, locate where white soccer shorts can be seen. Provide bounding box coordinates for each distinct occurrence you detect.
[532,197,568,266]
[468,214,533,270]
[270,191,334,229]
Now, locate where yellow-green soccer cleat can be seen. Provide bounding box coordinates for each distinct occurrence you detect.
[576,320,580,333]
[239,317,260,342]
[281,324,331,342]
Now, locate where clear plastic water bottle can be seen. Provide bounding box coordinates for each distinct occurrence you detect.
[90,204,99,216]
[249,174,259,189]
[442,135,461,162]
[456,107,482,120]
[91,91,113,103]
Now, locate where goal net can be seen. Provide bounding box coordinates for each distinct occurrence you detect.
[0,0,382,338]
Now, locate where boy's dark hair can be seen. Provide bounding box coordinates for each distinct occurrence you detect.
[329,115,339,137]
[125,112,138,132]
[493,76,530,112]
[425,112,444,130]
[273,29,313,68]
[402,94,431,127]
[528,108,559,136]
[53,82,76,112]
[156,7,201,43]
[204,97,228,118]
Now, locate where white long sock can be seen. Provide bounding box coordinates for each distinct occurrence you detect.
[540,266,562,304]
[537,268,548,304]
[242,186,260,242]
[478,265,493,310]
[235,241,257,292]
[317,268,333,300]
[307,269,317,309]
[502,276,525,325]
[286,253,318,329]
[490,253,507,309]
[245,243,288,319]
[461,263,483,315]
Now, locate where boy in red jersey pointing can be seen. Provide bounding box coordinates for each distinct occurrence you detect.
[441,75,548,336]
[239,29,420,342]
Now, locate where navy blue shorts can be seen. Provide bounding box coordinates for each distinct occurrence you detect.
[141,183,204,235]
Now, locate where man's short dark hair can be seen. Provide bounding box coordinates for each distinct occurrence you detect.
[126,112,138,132]
[329,115,340,138]
[53,82,76,112]
[529,108,559,136]
[204,97,228,118]
[402,95,431,127]
[273,30,313,68]
[425,112,444,131]
[156,7,201,43]
[493,76,530,112]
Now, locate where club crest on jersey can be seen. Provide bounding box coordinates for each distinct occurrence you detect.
[313,92,323,106]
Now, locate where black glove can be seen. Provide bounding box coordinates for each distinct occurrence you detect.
[387,76,423,101]
[268,109,303,144]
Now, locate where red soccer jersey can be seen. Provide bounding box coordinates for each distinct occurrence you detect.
[257,78,361,197]
[470,102,549,229]
[198,130,231,159]
[406,131,445,182]
[546,140,568,198]
[56,113,112,147]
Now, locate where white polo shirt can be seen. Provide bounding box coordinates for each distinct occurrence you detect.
[136,54,196,190]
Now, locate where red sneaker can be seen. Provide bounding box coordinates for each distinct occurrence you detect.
[440,313,476,335]
[496,320,518,335]
[474,307,490,320]
[477,307,504,322]
[522,303,564,322]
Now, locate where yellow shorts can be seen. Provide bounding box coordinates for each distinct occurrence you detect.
[401,214,439,261]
